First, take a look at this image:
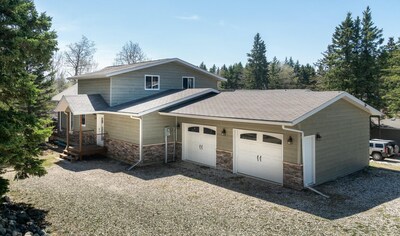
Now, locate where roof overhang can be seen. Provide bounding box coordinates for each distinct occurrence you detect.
[68,58,227,82]
[159,112,294,126]
[291,92,382,125]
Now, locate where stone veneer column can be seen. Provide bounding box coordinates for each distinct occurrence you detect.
[216,149,233,172]
[283,162,303,190]
[105,139,139,164]
[142,142,182,165]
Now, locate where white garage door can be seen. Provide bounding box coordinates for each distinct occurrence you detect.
[234,129,283,184]
[182,123,217,167]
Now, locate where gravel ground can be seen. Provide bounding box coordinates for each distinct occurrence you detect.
[3,154,400,236]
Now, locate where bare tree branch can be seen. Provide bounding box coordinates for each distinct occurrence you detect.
[64,35,97,76]
[114,41,146,65]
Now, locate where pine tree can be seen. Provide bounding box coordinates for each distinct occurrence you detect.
[381,39,400,115]
[221,63,244,89]
[209,64,217,74]
[358,6,384,107]
[317,7,384,107]
[199,62,207,71]
[245,33,269,89]
[0,0,58,195]
[269,57,281,89]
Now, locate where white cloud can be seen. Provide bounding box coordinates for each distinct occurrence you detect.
[175,15,200,21]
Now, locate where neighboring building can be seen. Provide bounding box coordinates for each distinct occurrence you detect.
[371,118,400,145]
[54,58,380,190]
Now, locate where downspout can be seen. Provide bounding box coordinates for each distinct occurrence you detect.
[282,125,329,198]
[128,115,142,170]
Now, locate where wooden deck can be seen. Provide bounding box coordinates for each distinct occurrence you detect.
[59,145,107,161]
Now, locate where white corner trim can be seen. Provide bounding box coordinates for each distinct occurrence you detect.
[110,77,113,106]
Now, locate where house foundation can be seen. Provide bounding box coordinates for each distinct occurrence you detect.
[216,150,233,171]
[105,139,139,164]
[283,162,303,190]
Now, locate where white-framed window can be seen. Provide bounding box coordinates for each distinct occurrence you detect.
[81,114,86,127]
[145,75,160,90]
[182,76,195,89]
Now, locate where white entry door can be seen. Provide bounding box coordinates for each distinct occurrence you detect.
[234,129,283,184]
[303,135,315,187]
[96,114,105,146]
[182,123,217,167]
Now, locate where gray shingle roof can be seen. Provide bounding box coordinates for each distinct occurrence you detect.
[108,88,218,116]
[161,90,375,125]
[55,94,109,115]
[68,58,226,81]
[54,89,218,116]
[51,84,78,101]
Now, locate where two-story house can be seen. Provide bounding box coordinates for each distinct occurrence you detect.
[54,58,380,190]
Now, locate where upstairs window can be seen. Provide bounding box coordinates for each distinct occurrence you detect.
[145,75,160,90]
[182,77,195,89]
[81,114,86,126]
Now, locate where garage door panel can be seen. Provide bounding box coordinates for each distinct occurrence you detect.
[183,123,216,167]
[235,129,283,184]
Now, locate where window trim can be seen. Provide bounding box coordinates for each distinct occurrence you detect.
[144,74,160,90]
[81,114,86,127]
[182,76,195,89]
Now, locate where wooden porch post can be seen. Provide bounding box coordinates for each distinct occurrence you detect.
[66,112,70,150]
[79,114,83,160]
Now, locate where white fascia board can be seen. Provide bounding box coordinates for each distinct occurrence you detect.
[106,59,176,77]
[53,96,70,113]
[106,58,227,82]
[159,112,293,126]
[291,92,381,126]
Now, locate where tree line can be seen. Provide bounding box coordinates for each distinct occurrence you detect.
[199,7,400,116]
[1,0,399,197]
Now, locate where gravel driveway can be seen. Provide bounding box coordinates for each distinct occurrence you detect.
[4,154,400,235]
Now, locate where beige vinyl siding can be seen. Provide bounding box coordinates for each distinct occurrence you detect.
[111,62,218,106]
[72,114,96,132]
[142,112,176,145]
[104,114,139,144]
[78,78,110,105]
[176,117,300,164]
[299,99,370,184]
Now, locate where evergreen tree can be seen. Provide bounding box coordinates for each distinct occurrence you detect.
[209,64,217,74]
[317,7,383,107]
[221,63,244,89]
[269,57,281,89]
[245,33,269,89]
[199,62,207,71]
[0,0,57,196]
[358,6,384,107]
[381,39,400,116]
[317,13,359,92]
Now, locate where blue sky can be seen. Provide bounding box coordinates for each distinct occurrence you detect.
[35,0,400,69]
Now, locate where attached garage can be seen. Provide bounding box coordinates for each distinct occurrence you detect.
[160,90,381,190]
[234,129,283,184]
[182,123,217,167]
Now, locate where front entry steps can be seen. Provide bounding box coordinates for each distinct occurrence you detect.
[59,148,79,162]
[59,145,107,162]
